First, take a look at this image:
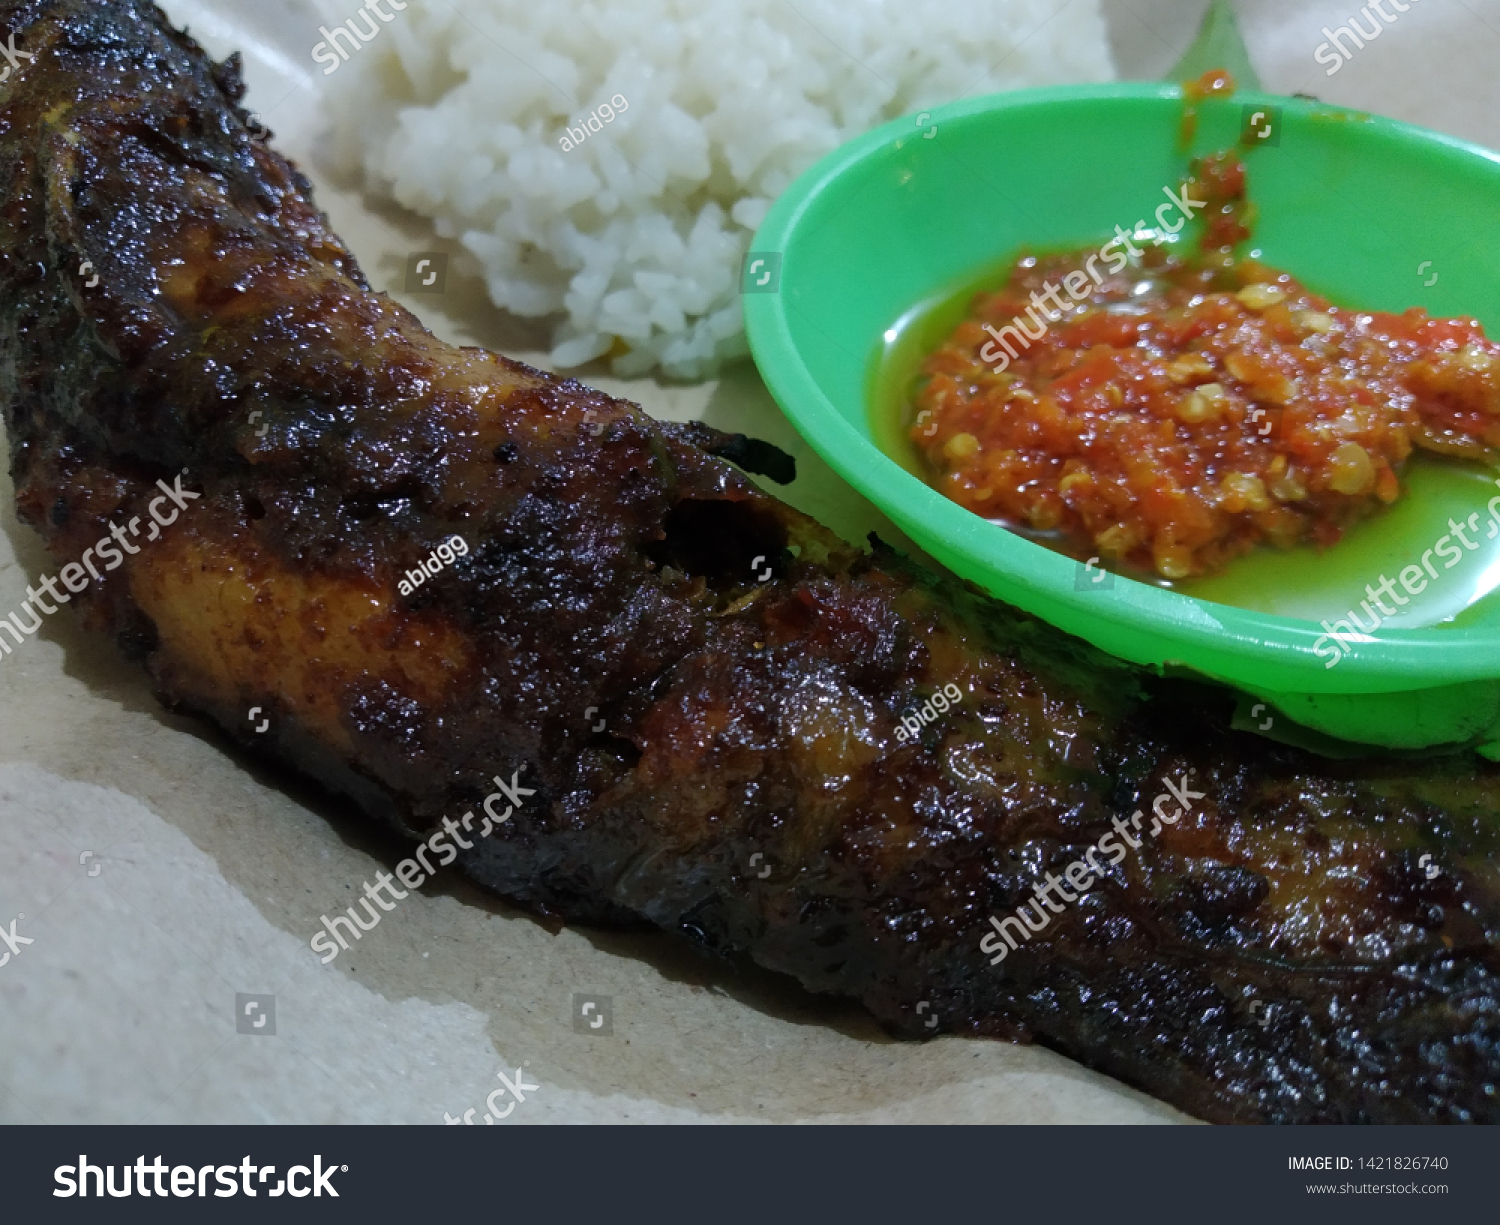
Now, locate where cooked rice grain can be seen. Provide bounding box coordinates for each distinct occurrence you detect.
[326,0,1114,378]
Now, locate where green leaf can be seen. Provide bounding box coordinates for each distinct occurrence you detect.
[1165,0,1261,92]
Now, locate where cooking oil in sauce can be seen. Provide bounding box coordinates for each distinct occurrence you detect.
[870,263,1500,630]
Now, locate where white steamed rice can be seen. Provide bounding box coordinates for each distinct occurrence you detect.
[325,0,1114,379]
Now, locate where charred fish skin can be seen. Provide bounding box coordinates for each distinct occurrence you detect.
[2,0,1498,1125]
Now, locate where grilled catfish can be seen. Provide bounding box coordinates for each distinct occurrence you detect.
[3,0,1499,1124]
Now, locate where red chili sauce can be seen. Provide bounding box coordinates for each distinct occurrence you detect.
[908,95,1500,580]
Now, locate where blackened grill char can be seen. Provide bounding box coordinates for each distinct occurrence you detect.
[3,0,1499,1124]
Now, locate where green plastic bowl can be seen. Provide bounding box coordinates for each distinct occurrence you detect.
[744,83,1500,752]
